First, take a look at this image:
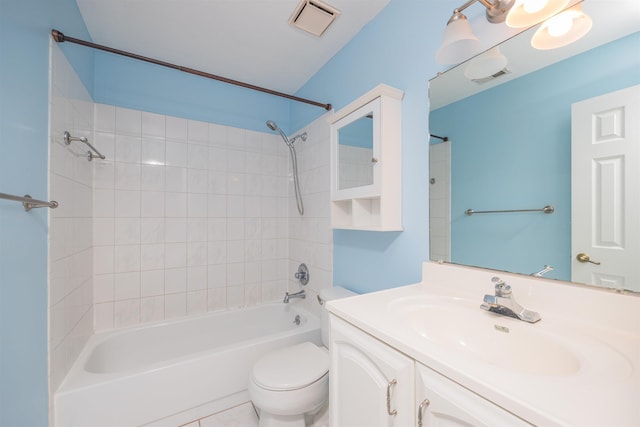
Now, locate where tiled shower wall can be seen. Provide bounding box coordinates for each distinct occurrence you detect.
[92,105,294,330]
[287,116,334,317]
[48,43,94,393]
[48,45,333,399]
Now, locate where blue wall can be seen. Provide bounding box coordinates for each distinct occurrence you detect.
[0,0,93,425]
[292,1,457,293]
[430,32,640,281]
[93,51,291,134]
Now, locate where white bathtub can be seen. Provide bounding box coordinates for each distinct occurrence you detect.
[55,303,321,427]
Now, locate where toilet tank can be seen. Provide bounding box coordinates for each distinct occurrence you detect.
[319,286,357,347]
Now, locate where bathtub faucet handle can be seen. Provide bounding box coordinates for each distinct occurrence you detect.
[294,263,309,286]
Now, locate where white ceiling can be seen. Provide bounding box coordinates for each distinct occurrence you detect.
[75,0,390,94]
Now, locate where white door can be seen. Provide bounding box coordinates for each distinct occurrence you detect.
[330,316,414,427]
[571,85,640,291]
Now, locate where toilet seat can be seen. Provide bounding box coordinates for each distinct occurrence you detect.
[251,342,329,391]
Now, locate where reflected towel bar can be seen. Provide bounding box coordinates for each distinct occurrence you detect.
[64,131,106,161]
[0,192,59,211]
[465,205,554,216]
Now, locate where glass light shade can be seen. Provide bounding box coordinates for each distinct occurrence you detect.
[463,47,508,80]
[436,19,481,65]
[531,6,592,50]
[506,0,570,28]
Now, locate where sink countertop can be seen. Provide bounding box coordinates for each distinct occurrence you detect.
[327,262,640,426]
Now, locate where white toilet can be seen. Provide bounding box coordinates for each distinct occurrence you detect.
[249,286,356,427]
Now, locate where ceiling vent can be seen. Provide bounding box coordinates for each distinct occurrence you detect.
[471,68,511,84]
[289,0,341,37]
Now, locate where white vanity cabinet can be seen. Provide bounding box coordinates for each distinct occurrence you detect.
[415,363,532,427]
[330,314,532,427]
[328,84,404,231]
[330,316,414,427]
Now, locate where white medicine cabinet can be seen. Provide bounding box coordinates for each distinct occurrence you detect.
[328,84,404,231]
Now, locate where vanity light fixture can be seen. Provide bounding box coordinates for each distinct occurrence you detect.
[436,0,515,64]
[435,0,589,65]
[531,3,592,50]
[505,0,570,28]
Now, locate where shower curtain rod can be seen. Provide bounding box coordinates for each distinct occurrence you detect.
[51,29,332,111]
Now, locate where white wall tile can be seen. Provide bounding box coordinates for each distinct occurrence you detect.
[165,166,187,192]
[165,242,187,268]
[141,296,165,323]
[209,123,228,147]
[207,241,227,265]
[188,120,209,144]
[141,138,165,165]
[141,112,165,139]
[207,288,227,311]
[166,141,188,167]
[115,135,141,164]
[114,299,140,328]
[165,292,186,319]
[165,192,187,217]
[141,218,165,244]
[187,266,207,291]
[165,268,187,294]
[87,107,332,334]
[141,270,165,297]
[94,104,115,133]
[94,302,114,331]
[114,271,141,300]
[115,107,141,136]
[114,190,141,217]
[141,164,165,191]
[141,191,165,218]
[114,218,141,245]
[166,116,188,141]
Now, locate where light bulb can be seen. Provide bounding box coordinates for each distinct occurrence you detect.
[547,12,573,37]
[523,0,548,14]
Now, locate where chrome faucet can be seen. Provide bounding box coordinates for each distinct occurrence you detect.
[283,290,306,303]
[480,277,541,323]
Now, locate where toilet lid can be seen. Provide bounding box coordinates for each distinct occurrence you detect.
[252,342,329,391]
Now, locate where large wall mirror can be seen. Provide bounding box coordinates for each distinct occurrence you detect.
[429,0,640,292]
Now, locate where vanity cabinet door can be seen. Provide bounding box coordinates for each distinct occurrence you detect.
[415,363,532,427]
[330,315,414,427]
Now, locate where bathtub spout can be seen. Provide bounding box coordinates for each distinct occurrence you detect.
[283,290,306,303]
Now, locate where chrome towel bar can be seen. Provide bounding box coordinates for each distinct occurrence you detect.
[64,131,106,161]
[0,192,59,211]
[465,205,554,216]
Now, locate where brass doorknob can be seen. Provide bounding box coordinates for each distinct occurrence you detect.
[576,253,601,265]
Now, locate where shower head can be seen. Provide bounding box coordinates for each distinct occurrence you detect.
[266,120,293,146]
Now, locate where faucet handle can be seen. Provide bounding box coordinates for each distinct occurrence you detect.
[491,276,512,296]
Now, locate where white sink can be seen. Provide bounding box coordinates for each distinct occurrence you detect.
[387,295,625,377]
[327,263,640,426]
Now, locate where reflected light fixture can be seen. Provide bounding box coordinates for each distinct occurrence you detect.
[436,0,515,65]
[463,47,508,80]
[506,0,570,28]
[531,4,592,49]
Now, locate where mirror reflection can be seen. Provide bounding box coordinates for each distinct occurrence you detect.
[428,0,640,292]
[338,113,374,190]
